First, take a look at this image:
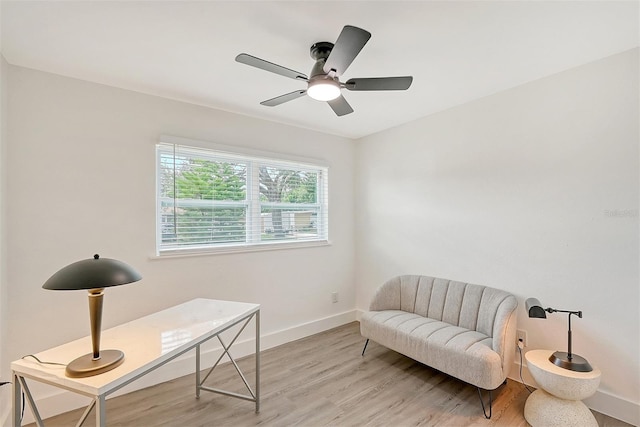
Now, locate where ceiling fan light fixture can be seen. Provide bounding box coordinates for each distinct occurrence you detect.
[307,78,341,101]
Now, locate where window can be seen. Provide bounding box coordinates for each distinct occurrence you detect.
[156,142,328,255]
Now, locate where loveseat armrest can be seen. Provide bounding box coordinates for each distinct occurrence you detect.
[491,296,518,372]
[369,276,402,311]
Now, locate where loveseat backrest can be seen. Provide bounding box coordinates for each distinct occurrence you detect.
[371,275,515,338]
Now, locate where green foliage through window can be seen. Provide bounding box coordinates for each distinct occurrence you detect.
[157,143,328,253]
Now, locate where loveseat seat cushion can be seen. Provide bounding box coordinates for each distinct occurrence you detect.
[361,310,505,389]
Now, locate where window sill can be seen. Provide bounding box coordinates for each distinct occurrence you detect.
[150,240,331,259]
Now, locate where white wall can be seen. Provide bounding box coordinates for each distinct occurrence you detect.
[0,5,8,425]
[355,49,639,424]
[0,53,9,426]
[6,65,355,419]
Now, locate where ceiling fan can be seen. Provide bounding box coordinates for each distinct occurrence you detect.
[235,25,413,117]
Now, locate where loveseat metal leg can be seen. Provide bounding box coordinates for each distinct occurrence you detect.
[476,387,492,419]
[361,339,369,356]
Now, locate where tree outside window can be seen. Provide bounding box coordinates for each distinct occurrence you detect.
[157,143,328,254]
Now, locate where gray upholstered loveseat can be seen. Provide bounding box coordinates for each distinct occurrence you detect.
[360,275,517,418]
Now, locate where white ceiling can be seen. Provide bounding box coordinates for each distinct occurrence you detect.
[1,1,638,139]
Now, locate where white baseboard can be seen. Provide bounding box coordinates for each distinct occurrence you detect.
[18,310,358,425]
[584,389,640,427]
[509,359,640,426]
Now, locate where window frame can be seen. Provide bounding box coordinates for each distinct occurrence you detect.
[155,136,329,257]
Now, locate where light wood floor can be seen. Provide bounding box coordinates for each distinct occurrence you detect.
[29,322,631,427]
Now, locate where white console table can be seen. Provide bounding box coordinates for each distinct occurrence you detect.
[11,298,260,426]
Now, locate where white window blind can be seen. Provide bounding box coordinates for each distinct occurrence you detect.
[156,143,328,254]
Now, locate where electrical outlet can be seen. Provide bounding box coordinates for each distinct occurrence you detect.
[517,329,527,347]
[331,292,338,303]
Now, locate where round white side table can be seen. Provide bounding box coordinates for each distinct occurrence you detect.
[524,349,601,427]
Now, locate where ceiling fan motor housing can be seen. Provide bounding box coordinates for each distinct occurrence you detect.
[310,42,336,79]
[310,42,334,61]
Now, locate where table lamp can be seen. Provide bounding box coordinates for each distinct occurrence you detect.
[525,297,593,372]
[43,254,142,378]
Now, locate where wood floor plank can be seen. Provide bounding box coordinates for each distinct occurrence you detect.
[25,322,631,427]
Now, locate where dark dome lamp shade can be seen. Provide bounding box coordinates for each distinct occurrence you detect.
[43,254,142,378]
[525,298,593,372]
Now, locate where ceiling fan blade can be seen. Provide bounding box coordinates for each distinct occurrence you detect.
[236,53,308,81]
[323,25,371,76]
[327,95,354,116]
[345,76,413,91]
[260,90,307,107]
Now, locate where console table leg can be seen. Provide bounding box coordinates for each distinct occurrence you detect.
[96,396,106,427]
[12,373,21,427]
[196,343,201,398]
[255,310,260,413]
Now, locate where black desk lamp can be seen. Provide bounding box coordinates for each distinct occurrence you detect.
[43,254,142,378]
[525,297,593,372]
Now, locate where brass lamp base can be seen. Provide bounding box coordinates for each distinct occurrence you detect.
[549,351,593,372]
[65,349,125,378]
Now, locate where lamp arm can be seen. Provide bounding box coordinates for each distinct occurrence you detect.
[545,307,582,317]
